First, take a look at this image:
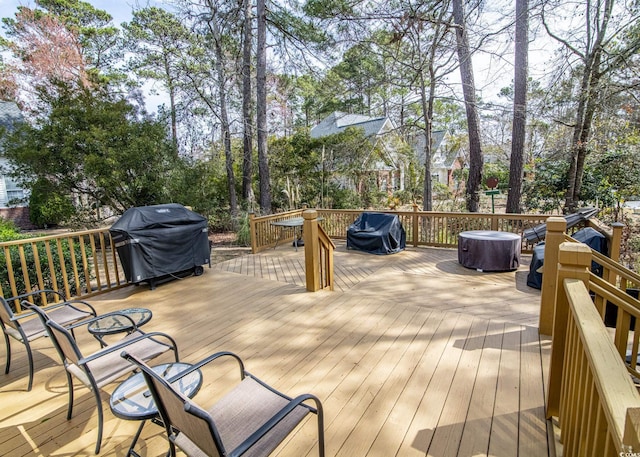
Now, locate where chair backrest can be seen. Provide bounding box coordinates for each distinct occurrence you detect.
[28,304,84,366]
[0,297,17,331]
[123,352,224,457]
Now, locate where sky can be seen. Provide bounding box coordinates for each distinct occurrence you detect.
[0,0,558,108]
[0,0,155,26]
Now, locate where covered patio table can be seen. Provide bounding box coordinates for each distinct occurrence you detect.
[458,230,521,272]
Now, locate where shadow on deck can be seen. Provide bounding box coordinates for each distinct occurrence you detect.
[0,244,551,457]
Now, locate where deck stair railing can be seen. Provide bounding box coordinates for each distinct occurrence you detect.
[0,228,126,311]
[302,210,335,292]
[547,243,640,455]
[545,233,640,454]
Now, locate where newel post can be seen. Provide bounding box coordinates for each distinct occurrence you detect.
[608,222,625,286]
[546,242,592,418]
[609,221,625,262]
[539,217,568,335]
[249,212,257,254]
[303,209,320,292]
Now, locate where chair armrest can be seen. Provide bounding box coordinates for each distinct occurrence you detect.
[79,331,179,365]
[223,391,323,457]
[17,298,96,322]
[43,299,97,317]
[165,351,245,384]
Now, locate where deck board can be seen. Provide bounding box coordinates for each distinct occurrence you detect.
[0,243,551,457]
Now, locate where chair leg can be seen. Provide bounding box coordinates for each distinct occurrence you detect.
[315,399,325,457]
[3,332,10,374]
[65,371,74,420]
[24,339,34,391]
[317,416,325,457]
[93,388,104,454]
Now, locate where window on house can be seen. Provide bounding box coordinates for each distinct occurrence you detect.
[5,177,25,204]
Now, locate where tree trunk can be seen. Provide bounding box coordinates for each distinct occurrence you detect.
[563,0,613,212]
[256,0,271,212]
[213,34,238,216]
[241,0,254,205]
[506,0,528,214]
[420,73,432,211]
[452,0,483,212]
[165,57,179,154]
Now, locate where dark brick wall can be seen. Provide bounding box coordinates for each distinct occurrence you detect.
[0,207,36,230]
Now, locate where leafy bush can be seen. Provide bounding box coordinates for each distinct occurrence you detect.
[0,224,88,299]
[29,179,76,228]
[236,213,251,247]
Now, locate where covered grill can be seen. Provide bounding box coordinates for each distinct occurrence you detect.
[110,204,210,289]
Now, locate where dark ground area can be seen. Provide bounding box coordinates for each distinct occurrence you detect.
[209,232,250,264]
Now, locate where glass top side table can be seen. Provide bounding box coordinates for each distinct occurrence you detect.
[110,361,203,457]
[87,308,152,346]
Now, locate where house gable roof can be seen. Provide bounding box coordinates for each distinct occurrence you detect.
[310,111,391,139]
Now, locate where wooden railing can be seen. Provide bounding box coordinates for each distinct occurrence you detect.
[0,228,127,312]
[249,207,552,254]
[303,210,335,292]
[546,243,640,455]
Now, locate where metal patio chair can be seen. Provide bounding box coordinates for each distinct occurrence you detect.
[0,289,96,391]
[122,350,325,457]
[28,304,179,454]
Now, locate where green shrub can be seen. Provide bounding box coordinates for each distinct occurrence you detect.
[0,226,88,300]
[236,213,251,247]
[29,179,76,228]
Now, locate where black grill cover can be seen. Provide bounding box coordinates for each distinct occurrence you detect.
[110,204,210,285]
[346,212,406,255]
[527,227,607,289]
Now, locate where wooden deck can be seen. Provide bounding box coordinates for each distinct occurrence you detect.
[0,242,552,457]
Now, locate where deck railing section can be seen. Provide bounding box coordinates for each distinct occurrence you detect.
[0,228,126,312]
[249,209,304,253]
[249,207,550,253]
[547,243,640,455]
[303,210,335,292]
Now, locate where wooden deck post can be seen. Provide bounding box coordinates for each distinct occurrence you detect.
[609,221,625,263]
[412,203,419,247]
[249,212,258,254]
[546,242,592,418]
[539,217,567,335]
[303,210,321,292]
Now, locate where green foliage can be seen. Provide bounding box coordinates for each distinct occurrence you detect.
[522,160,569,213]
[236,213,251,247]
[3,85,179,222]
[28,179,76,228]
[0,218,20,241]
[269,129,323,210]
[0,226,88,298]
[325,185,362,209]
[167,158,229,218]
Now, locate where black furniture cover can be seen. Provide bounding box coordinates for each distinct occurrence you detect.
[346,212,406,255]
[527,227,607,289]
[110,204,210,288]
[523,207,598,242]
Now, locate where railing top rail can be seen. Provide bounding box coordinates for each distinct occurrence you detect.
[251,208,551,220]
[318,224,336,249]
[0,227,111,247]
